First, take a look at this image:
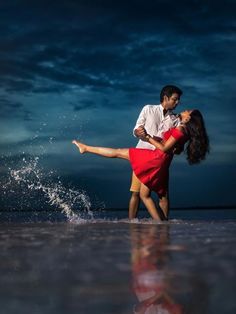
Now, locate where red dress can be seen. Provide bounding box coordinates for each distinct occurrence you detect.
[129,128,187,197]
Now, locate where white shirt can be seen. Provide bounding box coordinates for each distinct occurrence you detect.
[133,104,180,150]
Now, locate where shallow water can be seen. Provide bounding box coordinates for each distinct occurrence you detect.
[0,217,235,314]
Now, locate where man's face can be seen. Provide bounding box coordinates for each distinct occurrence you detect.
[164,93,180,110]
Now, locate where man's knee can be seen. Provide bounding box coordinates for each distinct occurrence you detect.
[131,191,140,200]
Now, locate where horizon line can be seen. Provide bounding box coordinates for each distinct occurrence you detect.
[0,205,236,212]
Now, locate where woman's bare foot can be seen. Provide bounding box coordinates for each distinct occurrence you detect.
[72,140,87,154]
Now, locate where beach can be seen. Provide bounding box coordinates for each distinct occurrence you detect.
[0,212,235,314]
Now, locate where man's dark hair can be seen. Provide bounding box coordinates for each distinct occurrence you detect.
[160,85,183,102]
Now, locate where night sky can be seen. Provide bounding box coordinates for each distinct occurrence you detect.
[0,0,235,210]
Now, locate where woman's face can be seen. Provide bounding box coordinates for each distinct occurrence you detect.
[180,110,193,123]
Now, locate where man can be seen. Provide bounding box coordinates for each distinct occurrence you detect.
[129,85,182,220]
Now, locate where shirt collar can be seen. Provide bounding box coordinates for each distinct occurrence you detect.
[160,104,171,118]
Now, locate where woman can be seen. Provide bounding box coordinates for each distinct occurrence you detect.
[72,110,209,221]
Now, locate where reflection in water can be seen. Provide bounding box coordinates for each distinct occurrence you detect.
[130,224,183,314]
[0,221,233,313]
[130,224,210,314]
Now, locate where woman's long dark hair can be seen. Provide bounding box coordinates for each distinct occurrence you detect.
[185,110,209,164]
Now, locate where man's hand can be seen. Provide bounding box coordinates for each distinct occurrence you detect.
[134,126,147,140]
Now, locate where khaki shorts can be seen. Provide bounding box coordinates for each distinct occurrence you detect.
[130,172,141,192]
[130,171,169,198]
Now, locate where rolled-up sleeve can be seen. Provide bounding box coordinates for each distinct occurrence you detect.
[133,105,148,137]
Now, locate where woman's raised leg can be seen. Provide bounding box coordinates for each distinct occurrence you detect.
[72,140,130,160]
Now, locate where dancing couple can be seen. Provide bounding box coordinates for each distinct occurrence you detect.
[73,85,209,221]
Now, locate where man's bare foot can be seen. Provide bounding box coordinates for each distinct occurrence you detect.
[72,140,87,154]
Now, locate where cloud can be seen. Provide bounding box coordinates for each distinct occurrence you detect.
[73,100,97,111]
[0,0,235,95]
[0,1,235,208]
[0,121,32,145]
[0,97,33,121]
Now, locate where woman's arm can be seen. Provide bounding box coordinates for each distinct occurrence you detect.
[146,127,184,153]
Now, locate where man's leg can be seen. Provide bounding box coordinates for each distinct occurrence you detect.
[129,172,141,219]
[129,192,140,219]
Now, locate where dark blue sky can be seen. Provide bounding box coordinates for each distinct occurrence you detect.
[0,0,235,209]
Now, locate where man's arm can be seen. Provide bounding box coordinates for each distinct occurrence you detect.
[133,105,148,139]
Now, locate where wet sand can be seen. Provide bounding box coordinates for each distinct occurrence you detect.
[0,218,235,314]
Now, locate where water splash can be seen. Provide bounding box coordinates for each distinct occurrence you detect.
[8,156,92,223]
